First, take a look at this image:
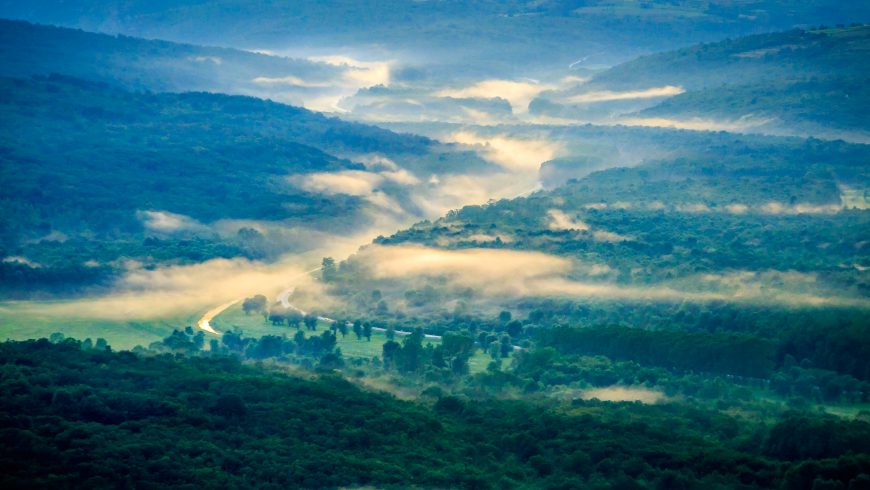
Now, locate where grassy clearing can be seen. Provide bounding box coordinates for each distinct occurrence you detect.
[212,304,511,371]
[208,303,286,338]
[822,402,870,419]
[212,304,440,359]
[0,299,513,371]
[469,349,510,374]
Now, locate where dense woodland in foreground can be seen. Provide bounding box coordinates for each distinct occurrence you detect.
[2,339,869,489]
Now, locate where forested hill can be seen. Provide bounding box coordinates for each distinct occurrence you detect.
[532,26,870,138]
[0,18,342,98]
[3,338,870,489]
[0,75,397,234]
[0,74,468,297]
[589,26,870,91]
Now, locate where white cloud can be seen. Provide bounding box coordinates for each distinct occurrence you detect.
[760,202,842,215]
[444,131,561,172]
[434,79,554,113]
[353,245,867,307]
[293,170,384,196]
[355,154,400,171]
[5,256,332,322]
[566,85,684,104]
[381,168,421,185]
[547,209,589,231]
[676,203,712,213]
[309,55,392,88]
[251,75,331,88]
[137,210,207,234]
[251,54,393,113]
[725,203,749,214]
[189,56,222,65]
[2,256,41,268]
[592,230,631,242]
[618,115,774,132]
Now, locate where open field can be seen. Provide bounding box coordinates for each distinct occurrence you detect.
[0,299,512,374]
[212,303,509,372]
[0,301,198,350]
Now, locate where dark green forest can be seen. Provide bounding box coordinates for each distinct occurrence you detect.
[2,339,869,489]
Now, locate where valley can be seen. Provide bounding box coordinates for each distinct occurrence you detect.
[0,4,868,489]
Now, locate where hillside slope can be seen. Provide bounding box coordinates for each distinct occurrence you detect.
[531,26,870,139]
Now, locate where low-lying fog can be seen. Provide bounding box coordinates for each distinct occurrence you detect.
[4,43,868,331]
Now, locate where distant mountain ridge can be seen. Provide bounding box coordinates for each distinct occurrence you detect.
[2,1,868,74]
[0,18,343,104]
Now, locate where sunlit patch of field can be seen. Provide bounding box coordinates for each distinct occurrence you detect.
[549,385,669,404]
[840,186,870,209]
[207,303,290,338]
[468,349,510,374]
[0,301,197,350]
[821,403,870,419]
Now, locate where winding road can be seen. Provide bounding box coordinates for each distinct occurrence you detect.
[196,267,441,340]
[196,299,241,335]
[195,269,520,348]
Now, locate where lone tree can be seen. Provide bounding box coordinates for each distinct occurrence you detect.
[321,257,337,282]
[382,340,401,369]
[242,295,268,315]
[303,314,318,331]
[500,334,512,358]
[376,300,389,314]
[506,320,523,338]
[268,310,286,326]
[286,310,303,329]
